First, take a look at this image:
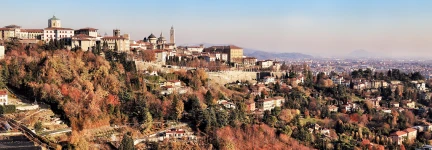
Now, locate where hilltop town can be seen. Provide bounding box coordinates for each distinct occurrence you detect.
[1,16,432,150]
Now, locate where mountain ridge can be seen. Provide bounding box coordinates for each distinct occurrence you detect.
[179,43,313,60]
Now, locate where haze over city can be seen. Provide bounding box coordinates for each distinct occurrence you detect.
[2,0,432,58]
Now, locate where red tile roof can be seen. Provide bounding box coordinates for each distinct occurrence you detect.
[244,57,257,59]
[391,131,407,136]
[229,45,242,49]
[77,27,98,31]
[21,29,44,33]
[101,36,127,40]
[404,128,417,133]
[0,90,7,95]
[0,28,14,31]
[165,85,174,89]
[44,27,74,30]
[73,34,95,39]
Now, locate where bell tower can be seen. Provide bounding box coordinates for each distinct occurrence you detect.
[170,26,175,44]
[113,29,120,37]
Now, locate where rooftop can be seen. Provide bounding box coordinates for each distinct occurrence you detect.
[0,90,7,95]
[44,27,74,30]
[391,131,407,136]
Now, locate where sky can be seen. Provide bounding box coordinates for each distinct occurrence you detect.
[2,0,432,58]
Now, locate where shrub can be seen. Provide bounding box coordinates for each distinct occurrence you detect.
[0,105,16,114]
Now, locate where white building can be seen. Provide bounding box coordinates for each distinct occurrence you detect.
[263,76,275,84]
[43,16,74,42]
[0,25,43,40]
[0,46,4,59]
[331,76,344,85]
[71,34,97,51]
[0,90,8,105]
[257,96,285,111]
[203,55,216,62]
[101,29,130,52]
[154,50,167,64]
[186,45,204,53]
[258,60,274,69]
[74,28,98,38]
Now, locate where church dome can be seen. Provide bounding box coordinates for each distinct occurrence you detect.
[148,33,156,39]
[50,15,60,20]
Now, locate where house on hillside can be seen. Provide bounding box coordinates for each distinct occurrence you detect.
[163,128,193,139]
[390,102,400,108]
[331,76,344,85]
[391,131,408,145]
[366,96,382,108]
[391,128,418,145]
[402,100,416,109]
[0,90,8,105]
[263,76,275,84]
[328,105,338,112]
[165,80,182,87]
[405,128,418,141]
[246,101,256,112]
[257,96,285,111]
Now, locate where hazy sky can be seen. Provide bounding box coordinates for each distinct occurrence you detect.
[2,0,432,57]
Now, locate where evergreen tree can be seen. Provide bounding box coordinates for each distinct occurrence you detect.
[171,95,184,121]
[205,90,214,106]
[274,81,281,92]
[142,108,153,131]
[216,109,229,127]
[114,40,118,51]
[395,86,401,101]
[119,132,135,150]
[34,121,43,133]
[102,41,108,51]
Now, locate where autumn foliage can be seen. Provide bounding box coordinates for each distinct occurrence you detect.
[216,124,312,150]
[2,48,126,130]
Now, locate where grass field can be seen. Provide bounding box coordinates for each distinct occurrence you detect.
[299,117,321,126]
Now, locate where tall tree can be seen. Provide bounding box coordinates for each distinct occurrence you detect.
[205,90,214,106]
[114,40,118,51]
[142,107,153,131]
[171,95,184,121]
[119,132,135,150]
[102,41,108,52]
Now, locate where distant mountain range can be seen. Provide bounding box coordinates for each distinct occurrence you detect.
[346,49,387,59]
[243,48,313,60]
[180,43,313,60]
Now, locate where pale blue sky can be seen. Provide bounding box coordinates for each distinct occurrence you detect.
[2,0,432,57]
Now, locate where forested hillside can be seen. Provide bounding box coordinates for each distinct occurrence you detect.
[0,42,312,149]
